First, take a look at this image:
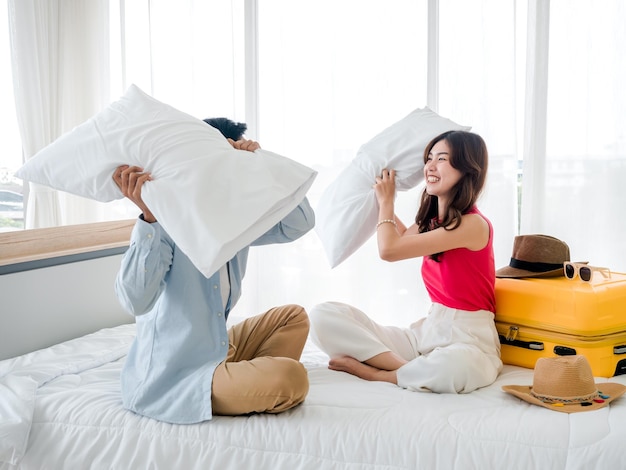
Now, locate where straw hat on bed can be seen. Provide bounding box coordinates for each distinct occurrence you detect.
[502,355,626,413]
[496,234,570,278]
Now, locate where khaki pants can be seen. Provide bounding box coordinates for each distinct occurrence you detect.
[211,304,310,415]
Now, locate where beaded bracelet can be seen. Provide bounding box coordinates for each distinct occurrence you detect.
[376,219,397,229]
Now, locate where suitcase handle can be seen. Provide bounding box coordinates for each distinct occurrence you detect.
[498,335,544,350]
[554,345,577,356]
[614,345,626,355]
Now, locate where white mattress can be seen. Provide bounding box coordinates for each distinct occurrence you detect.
[2,324,626,470]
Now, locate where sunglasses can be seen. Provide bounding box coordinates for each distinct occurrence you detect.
[563,262,611,282]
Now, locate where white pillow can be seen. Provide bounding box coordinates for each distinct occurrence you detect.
[315,107,470,268]
[16,84,317,278]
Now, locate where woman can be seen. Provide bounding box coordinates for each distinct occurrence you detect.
[310,130,502,393]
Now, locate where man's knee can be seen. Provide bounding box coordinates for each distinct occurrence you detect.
[270,357,309,399]
[282,303,309,326]
[212,357,309,415]
[253,357,309,413]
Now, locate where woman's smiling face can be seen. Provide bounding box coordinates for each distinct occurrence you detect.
[424,139,463,198]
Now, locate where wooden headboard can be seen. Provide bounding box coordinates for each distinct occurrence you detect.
[0,220,136,360]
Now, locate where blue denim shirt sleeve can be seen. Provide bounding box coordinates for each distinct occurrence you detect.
[251,197,315,246]
[115,218,174,316]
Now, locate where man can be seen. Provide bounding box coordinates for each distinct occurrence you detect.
[113,118,315,423]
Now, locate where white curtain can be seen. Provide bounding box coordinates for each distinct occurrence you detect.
[522,0,626,271]
[236,0,626,323]
[8,0,112,228]
[8,0,625,322]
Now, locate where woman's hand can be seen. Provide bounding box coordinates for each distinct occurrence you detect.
[373,169,396,205]
[112,165,157,223]
[227,138,260,152]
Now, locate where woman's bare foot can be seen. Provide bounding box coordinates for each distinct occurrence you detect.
[329,356,398,384]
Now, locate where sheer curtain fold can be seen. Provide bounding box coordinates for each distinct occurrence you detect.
[520,0,550,234]
[8,0,110,228]
[8,0,61,228]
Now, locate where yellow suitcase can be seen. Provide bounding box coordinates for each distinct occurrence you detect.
[495,273,626,377]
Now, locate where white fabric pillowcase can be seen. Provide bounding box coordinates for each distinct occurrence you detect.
[315,107,470,268]
[16,84,317,278]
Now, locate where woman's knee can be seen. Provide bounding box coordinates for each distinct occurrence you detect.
[309,301,348,331]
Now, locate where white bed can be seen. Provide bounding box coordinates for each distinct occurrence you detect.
[3,321,626,470]
[3,223,626,469]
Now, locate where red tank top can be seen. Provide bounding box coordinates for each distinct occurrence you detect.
[421,207,496,313]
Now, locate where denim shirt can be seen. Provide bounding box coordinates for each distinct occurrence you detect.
[115,199,314,423]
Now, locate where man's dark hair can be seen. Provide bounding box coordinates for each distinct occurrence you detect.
[203,117,247,140]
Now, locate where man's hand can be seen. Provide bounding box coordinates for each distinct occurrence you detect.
[227,138,260,152]
[113,165,157,223]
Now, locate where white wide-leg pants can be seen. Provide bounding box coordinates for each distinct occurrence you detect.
[309,301,503,394]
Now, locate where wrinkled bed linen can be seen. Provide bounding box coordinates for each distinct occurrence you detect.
[2,324,626,469]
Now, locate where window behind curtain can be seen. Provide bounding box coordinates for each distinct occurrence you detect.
[110,0,246,120]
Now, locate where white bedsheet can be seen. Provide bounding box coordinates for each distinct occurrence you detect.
[2,324,626,470]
